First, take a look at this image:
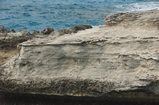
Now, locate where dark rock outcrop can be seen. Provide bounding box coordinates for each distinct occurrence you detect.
[32,30,40,35]
[41,28,54,35]
[72,25,93,33]
[0,26,7,33]
[0,30,32,50]
[52,25,92,36]
[55,28,73,35]
[0,26,15,33]
[0,28,33,64]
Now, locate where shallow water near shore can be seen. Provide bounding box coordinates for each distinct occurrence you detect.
[0,0,159,32]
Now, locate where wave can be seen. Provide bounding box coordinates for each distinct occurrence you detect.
[115,2,159,12]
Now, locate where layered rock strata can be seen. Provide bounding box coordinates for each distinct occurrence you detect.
[0,28,33,64]
[0,25,92,65]
[0,10,159,99]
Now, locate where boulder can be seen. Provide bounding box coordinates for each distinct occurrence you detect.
[0,10,159,102]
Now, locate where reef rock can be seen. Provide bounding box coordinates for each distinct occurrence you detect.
[0,10,159,100]
[0,26,15,33]
[104,9,159,30]
[41,28,54,35]
[51,25,93,36]
[0,29,33,64]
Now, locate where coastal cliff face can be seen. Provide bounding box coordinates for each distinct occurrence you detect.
[0,10,159,99]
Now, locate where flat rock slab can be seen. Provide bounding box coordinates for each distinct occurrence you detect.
[0,10,159,99]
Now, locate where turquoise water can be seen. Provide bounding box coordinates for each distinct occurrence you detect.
[0,0,159,32]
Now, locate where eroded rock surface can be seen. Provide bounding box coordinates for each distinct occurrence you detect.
[0,28,33,64]
[41,28,54,35]
[104,10,159,30]
[0,25,92,65]
[50,25,93,36]
[0,10,159,100]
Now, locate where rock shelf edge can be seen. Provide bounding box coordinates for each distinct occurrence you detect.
[0,10,159,100]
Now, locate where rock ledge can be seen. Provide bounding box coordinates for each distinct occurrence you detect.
[0,10,159,100]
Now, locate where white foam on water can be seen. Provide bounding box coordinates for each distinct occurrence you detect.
[129,2,159,11]
[115,2,159,12]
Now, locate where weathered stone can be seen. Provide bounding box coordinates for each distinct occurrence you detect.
[104,10,159,29]
[41,28,54,35]
[0,26,7,33]
[0,10,159,100]
[32,30,40,35]
[58,27,73,35]
[0,30,33,64]
[72,25,93,33]
[0,24,92,64]
[7,29,15,33]
[18,30,31,36]
[0,27,15,33]
[51,25,92,36]
[0,31,32,49]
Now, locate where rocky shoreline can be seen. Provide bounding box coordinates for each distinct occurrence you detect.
[0,10,159,104]
[0,25,92,65]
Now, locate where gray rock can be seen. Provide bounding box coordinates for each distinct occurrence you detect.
[56,28,73,35]
[41,28,54,35]
[0,29,34,64]
[7,29,15,33]
[0,10,159,100]
[0,26,7,33]
[18,30,31,36]
[72,25,93,33]
[0,27,15,33]
[32,30,40,35]
[104,10,159,29]
[51,25,92,36]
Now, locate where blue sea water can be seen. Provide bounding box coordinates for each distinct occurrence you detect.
[0,0,159,32]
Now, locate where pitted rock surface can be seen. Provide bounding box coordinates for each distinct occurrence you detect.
[0,10,159,98]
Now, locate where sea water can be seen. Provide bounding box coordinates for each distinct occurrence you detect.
[0,0,159,32]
